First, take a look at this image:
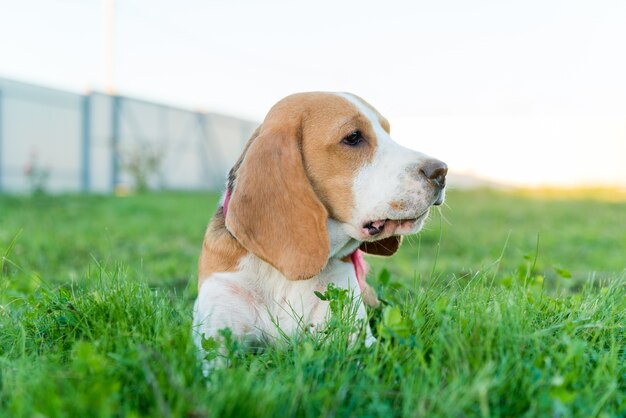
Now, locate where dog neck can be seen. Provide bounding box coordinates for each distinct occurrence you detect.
[327,218,360,259]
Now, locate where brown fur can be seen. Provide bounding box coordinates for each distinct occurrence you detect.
[224,95,330,279]
[298,94,378,221]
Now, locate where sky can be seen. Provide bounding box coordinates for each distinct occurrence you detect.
[1,0,625,187]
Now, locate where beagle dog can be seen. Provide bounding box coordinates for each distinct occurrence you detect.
[193,92,447,356]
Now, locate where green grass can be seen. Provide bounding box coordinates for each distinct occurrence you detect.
[0,190,625,417]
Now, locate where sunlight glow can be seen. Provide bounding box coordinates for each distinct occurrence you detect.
[1,0,625,187]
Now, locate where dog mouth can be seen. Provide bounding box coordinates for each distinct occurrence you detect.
[362,210,429,237]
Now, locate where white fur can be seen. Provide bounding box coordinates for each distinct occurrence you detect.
[193,255,365,342]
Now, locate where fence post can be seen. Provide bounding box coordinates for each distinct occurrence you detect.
[81,93,91,192]
[111,95,120,191]
[196,112,215,188]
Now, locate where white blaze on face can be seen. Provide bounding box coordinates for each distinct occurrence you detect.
[334,92,437,241]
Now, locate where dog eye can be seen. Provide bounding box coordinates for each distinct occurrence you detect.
[342,130,363,146]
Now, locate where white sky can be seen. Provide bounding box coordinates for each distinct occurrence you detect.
[1,0,625,187]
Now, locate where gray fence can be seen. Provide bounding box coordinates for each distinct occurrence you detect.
[0,78,258,194]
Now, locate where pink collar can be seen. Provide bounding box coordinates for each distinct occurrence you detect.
[224,187,366,293]
[350,249,367,292]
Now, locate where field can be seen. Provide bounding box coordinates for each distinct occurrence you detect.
[0,189,624,417]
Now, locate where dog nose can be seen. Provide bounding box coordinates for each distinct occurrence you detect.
[420,159,448,188]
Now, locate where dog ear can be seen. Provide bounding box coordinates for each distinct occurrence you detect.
[225,123,330,280]
[359,236,403,256]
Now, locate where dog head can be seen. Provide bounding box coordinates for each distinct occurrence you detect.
[224,92,447,280]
